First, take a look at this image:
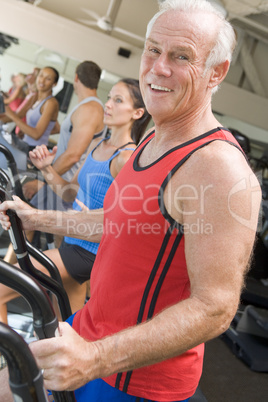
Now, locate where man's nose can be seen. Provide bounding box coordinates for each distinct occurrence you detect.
[152,54,172,77]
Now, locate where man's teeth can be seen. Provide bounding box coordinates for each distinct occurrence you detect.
[151,84,171,92]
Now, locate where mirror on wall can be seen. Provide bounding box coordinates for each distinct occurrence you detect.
[0,30,266,160]
[0,32,122,131]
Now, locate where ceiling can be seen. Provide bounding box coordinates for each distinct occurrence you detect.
[19,0,268,95]
[23,0,268,48]
[26,0,159,49]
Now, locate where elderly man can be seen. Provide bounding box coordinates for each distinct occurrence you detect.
[0,1,261,401]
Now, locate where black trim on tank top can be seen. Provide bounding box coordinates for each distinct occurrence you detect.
[158,139,245,227]
[91,138,136,159]
[93,131,104,139]
[137,226,174,324]
[147,230,183,319]
[115,228,175,390]
[128,129,156,158]
[137,129,155,148]
[121,230,184,393]
[111,141,136,156]
[133,127,233,172]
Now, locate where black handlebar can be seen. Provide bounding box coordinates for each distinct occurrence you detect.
[0,322,49,402]
[0,146,55,247]
[0,167,12,191]
[0,259,76,402]
[0,259,57,339]
[26,239,63,285]
[0,151,76,401]
[0,186,72,321]
[0,144,24,200]
[0,143,16,164]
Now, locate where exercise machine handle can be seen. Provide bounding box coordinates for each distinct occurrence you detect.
[0,259,77,401]
[0,152,55,247]
[0,186,72,320]
[0,322,49,402]
[0,167,12,192]
[26,239,63,286]
[0,143,24,200]
[0,259,57,339]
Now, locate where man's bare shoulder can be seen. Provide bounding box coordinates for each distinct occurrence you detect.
[78,99,103,112]
[182,140,254,186]
[72,99,104,124]
[166,139,261,232]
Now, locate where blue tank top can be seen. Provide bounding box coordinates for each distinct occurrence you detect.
[64,139,136,255]
[24,95,56,146]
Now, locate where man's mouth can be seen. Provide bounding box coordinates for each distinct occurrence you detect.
[150,84,172,92]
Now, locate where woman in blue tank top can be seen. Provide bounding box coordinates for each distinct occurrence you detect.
[0,79,151,321]
[2,66,59,153]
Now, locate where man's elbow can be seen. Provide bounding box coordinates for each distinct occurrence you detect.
[212,295,241,336]
[70,153,82,165]
[194,292,241,340]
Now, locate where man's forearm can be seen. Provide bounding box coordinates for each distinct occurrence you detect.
[87,295,233,382]
[32,208,103,242]
[52,153,79,176]
[40,166,77,203]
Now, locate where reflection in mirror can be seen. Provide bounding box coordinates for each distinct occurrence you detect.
[0,33,122,144]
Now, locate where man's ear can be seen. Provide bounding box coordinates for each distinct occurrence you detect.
[208,60,230,90]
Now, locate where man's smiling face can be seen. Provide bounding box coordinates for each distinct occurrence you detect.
[139,9,219,126]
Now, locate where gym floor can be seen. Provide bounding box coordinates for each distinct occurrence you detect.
[199,336,268,402]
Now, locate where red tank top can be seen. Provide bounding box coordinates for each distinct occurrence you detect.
[73,127,242,400]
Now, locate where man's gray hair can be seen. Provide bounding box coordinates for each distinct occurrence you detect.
[146,0,236,70]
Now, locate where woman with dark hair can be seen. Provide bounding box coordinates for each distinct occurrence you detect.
[1,66,59,152]
[0,78,151,321]
[120,78,151,144]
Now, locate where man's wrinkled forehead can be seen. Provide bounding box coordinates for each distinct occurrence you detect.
[147,9,219,48]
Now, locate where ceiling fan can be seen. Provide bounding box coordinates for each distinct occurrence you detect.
[77,0,145,44]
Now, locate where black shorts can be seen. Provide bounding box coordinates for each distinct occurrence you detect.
[59,240,96,284]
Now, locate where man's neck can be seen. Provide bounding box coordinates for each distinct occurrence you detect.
[153,108,220,149]
[78,88,98,102]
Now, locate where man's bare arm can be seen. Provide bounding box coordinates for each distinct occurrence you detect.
[52,102,104,176]
[0,196,103,242]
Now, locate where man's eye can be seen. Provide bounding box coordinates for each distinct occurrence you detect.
[178,55,188,61]
[150,48,159,54]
